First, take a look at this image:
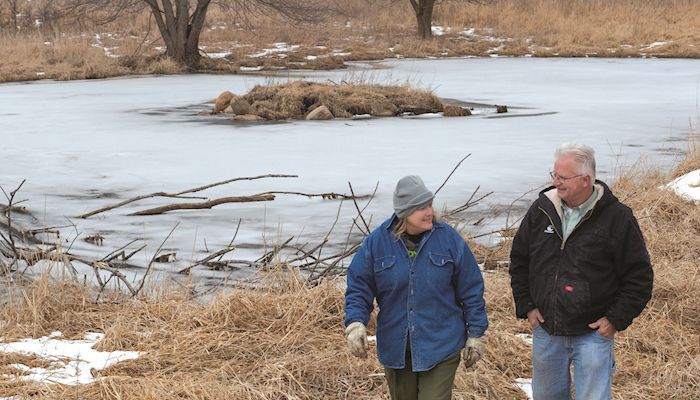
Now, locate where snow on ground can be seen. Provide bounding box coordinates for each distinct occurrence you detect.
[513,333,534,398]
[431,26,450,36]
[201,50,232,59]
[641,41,669,51]
[515,333,533,345]
[0,332,142,385]
[249,42,300,58]
[666,169,700,202]
[516,378,534,400]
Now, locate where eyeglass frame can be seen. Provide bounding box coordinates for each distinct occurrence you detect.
[549,171,585,182]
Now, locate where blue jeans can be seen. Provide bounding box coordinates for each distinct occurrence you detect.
[532,325,616,400]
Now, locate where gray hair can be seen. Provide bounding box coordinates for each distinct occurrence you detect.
[555,143,596,180]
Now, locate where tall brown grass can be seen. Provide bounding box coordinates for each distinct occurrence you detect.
[1,143,698,399]
[1,0,699,82]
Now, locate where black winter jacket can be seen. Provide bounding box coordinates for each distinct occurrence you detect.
[509,181,653,335]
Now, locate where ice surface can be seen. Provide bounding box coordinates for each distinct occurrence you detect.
[1,58,698,286]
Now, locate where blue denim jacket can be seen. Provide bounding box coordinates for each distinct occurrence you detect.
[344,215,488,371]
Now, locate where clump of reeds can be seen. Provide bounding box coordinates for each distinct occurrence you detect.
[214,80,447,120]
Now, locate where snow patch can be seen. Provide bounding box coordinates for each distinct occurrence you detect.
[515,333,533,345]
[202,51,231,59]
[641,41,668,51]
[249,42,300,58]
[239,66,264,72]
[666,169,700,202]
[431,26,449,36]
[0,332,142,385]
[515,378,534,399]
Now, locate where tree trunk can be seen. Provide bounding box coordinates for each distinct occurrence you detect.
[410,0,434,39]
[144,0,211,67]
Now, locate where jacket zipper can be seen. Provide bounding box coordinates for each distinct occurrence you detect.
[538,205,595,332]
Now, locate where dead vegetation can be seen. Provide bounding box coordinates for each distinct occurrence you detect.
[0,145,698,399]
[1,0,699,82]
[211,81,461,120]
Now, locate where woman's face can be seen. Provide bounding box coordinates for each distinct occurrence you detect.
[405,202,434,235]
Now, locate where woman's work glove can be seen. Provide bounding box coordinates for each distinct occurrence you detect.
[345,321,368,358]
[462,336,486,369]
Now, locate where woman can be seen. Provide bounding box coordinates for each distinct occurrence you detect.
[344,175,488,400]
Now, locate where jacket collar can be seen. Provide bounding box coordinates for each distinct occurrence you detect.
[539,180,616,221]
[543,183,605,221]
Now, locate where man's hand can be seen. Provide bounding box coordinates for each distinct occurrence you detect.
[527,308,544,329]
[588,317,617,338]
[345,322,368,358]
[462,337,486,369]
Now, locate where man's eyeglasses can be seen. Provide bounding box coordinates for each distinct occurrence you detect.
[549,171,584,182]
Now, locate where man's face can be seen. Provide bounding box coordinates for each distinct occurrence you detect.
[405,202,434,235]
[552,154,592,207]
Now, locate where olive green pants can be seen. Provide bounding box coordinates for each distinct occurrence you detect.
[384,350,461,400]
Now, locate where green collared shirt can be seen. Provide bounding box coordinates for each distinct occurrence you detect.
[561,187,598,241]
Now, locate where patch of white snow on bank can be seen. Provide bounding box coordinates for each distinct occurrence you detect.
[666,169,700,203]
[249,42,300,58]
[641,41,668,51]
[515,333,533,345]
[0,332,142,385]
[515,378,534,400]
[432,26,449,36]
[240,66,264,72]
[202,51,231,59]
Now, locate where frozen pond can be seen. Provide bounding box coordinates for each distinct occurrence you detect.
[1,57,699,287]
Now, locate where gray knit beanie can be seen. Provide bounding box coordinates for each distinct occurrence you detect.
[393,175,434,219]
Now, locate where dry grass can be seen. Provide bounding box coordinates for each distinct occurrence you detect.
[1,145,699,398]
[215,80,447,119]
[1,0,699,82]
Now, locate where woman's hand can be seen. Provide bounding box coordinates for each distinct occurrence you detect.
[345,322,368,358]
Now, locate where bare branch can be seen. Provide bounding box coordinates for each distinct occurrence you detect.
[434,153,471,195]
[179,245,237,275]
[77,174,297,218]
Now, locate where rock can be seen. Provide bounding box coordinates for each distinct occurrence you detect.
[229,97,253,115]
[214,91,235,113]
[371,101,398,117]
[305,105,333,120]
[442,104,471,117]
[496,104,508,113]
[197,110,212,116]
[231,114,265,121]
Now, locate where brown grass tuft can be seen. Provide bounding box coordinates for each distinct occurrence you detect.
[231,81,444,119]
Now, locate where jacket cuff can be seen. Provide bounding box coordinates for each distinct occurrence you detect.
[606,315,629,332]
[515,299,536,319]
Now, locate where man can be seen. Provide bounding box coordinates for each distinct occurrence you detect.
[509,143,653,400]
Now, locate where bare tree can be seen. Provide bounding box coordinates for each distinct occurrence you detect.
[60,0,336,67]
[408,0,487,39]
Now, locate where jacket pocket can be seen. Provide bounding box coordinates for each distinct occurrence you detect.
[557,279,591,318]
[428,252,454,288]
[373,255,397,292]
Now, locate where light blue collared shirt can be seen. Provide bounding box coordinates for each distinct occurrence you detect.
[561,187,598,241]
